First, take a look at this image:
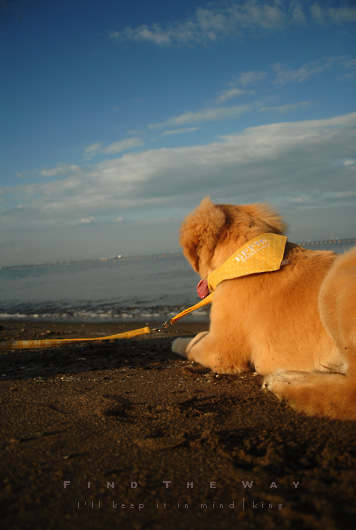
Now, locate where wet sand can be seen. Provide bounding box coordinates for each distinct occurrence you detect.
[1,320,356,530]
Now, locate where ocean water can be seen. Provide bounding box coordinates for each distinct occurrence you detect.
[0,254,204,323]
[0,239,355,323]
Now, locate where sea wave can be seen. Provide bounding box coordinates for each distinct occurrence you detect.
[0,305,210,323]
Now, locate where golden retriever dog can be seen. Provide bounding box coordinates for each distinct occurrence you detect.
[172,197,356,420]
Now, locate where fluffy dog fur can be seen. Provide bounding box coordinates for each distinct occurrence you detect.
[172,197,356,420]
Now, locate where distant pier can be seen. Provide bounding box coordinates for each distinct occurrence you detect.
[298,238,356,248]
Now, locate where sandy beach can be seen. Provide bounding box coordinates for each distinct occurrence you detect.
[1,319,356,530]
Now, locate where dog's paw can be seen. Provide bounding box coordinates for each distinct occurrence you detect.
[263,370,311,401]
[264,371,309,388]
[172,338,191,357]
[262,370,349,418]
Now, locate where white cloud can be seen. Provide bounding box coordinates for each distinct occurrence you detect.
[2,112,356,264]
[339,56,356,80]
[214,55,355,106]
[343,159,355,167]
[311,4,356,25]
[84,137,143,160]
[2,112,355,230]
[101,138,143,155]
[83,143,102,158]
[109,1,356,47]
[110,26,172,46]
[109,1,289,46]
[214,87,250,103]
[272,59,334,84]
[149,104,251,130]
[236,70,267,86]
[322,191,356,200]
[270,56,356,87]
[40,164,81,177]
[209,70,267,106]
[290,1,307,25]
[310,4,326,24]
[260,101,311,113]
[15,173,26,180]
[162,127,200,136]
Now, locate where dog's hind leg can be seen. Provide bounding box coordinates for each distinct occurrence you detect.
[264,247,356,420]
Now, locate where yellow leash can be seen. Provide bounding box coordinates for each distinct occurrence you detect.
[0,294,213,351]
[169,293,213,325]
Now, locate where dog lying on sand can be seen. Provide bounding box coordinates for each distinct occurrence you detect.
[172,197,356,420]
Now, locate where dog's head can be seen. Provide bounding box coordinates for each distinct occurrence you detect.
[180,196,287,278]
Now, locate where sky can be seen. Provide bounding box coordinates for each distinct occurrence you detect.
[1,0,355,266]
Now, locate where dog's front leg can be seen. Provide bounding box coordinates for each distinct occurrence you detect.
[172,332,208,358]
[172,332,243,374]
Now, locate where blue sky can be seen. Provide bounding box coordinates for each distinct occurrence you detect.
[1,0,355,266]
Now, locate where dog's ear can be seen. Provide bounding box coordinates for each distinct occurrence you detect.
[241,203,287,235]
[180,197,226,272]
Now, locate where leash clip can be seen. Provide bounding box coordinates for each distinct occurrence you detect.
[150,320,172,334]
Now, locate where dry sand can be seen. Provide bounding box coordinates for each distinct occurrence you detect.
[1,320,356,530]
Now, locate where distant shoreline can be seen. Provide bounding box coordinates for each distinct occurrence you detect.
[1,238,356,271]
[0,251,183,271]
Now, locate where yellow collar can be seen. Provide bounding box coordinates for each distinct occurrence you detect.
[208,233,287,291]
